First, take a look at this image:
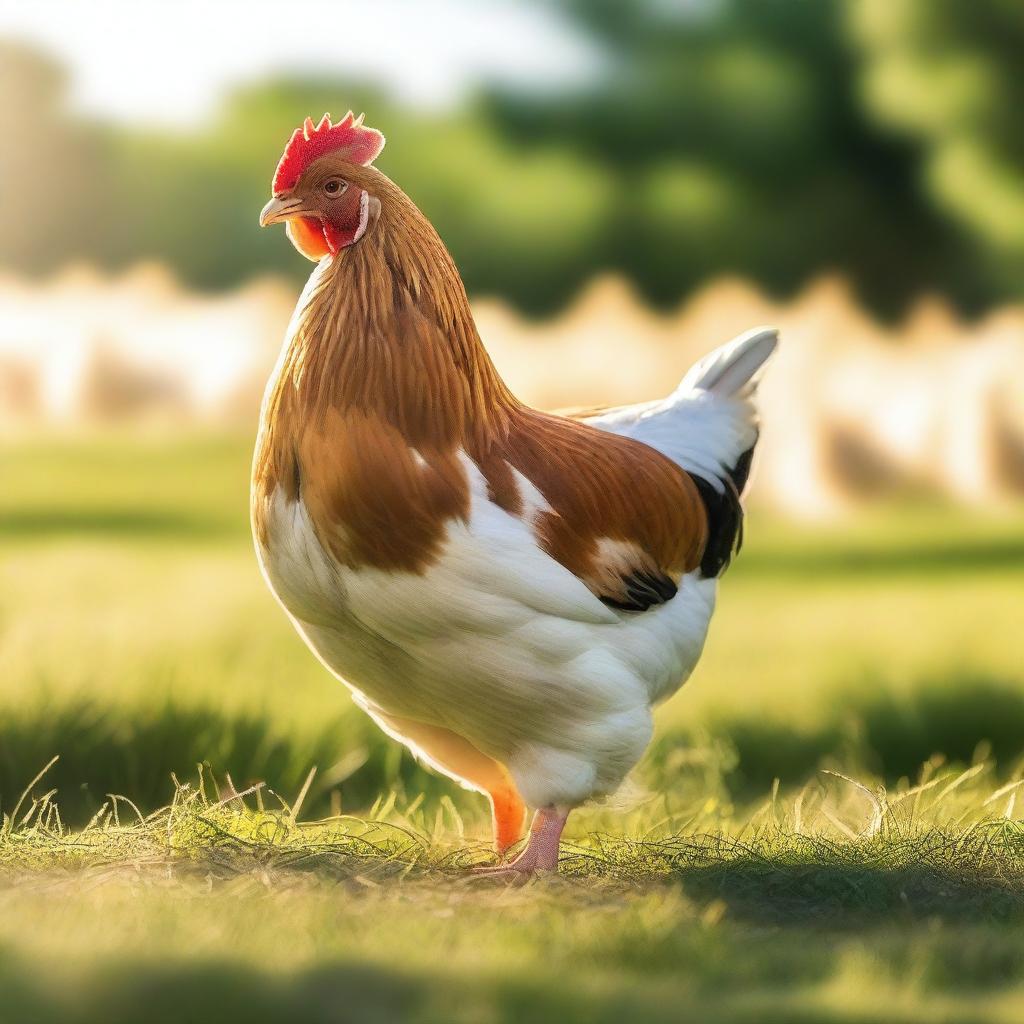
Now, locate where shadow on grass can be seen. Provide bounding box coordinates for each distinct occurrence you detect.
[0,948,987,1024]
[4,673,1024,826]
[650,673,1024,798]
[0,701,449,826]
[736,536,1024,578]
[674,857,1024,928]
[0,508,241,540]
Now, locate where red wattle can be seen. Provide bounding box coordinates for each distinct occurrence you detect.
[323,221,358,254]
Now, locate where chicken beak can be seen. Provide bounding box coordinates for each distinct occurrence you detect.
[259,195,305,227]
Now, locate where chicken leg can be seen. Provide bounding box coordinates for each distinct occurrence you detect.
[489,785,527,855]
[472,806,569,878]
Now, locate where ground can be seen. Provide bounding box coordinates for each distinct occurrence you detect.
[2,434,1024,1023]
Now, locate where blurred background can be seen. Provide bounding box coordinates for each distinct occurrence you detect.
[1,0,1023,827]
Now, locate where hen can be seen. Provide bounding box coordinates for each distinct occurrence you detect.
[254,113,777,875]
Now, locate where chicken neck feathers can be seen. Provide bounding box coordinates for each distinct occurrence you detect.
[253,172,715,609]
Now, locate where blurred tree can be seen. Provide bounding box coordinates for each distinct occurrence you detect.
[849,0,1024,298]
[485,0,995,314]
[0,2,1022,317]
[0,43,107,273]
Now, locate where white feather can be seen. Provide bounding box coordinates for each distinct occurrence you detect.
[255,456,717,810]
[586,326,778,493]
[680,326,779,396]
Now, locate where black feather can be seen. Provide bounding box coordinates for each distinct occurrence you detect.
[730,445,756,494]
[601,437,757,606]
[688,474,740,577]
[601,568,678,613]
[689,439,756,578]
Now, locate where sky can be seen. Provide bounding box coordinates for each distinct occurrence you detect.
[0,0,601,125]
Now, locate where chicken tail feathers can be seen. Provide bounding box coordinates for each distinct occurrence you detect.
[583,326,778,577]
[679,326,778,399]
[679,327,776,575]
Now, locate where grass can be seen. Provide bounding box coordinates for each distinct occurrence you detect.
[2,432,1024,1022]
[5,760,1024,1022]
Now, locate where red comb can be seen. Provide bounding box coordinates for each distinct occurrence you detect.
[272,112,385,194]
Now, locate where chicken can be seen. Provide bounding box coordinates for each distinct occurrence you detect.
[253,112,777,875]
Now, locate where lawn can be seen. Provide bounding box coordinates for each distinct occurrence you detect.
[2,433,1024,1023]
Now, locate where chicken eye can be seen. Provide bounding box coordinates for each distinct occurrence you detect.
[323,179,347,196]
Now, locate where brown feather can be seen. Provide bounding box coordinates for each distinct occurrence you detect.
[253,161,708,602]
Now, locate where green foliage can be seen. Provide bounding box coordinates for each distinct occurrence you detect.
[3,0,1024,314]
[488,0,1004,312]
[851,0,1024,277]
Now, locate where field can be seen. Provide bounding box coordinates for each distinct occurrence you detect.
[3,433,1024,1023]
